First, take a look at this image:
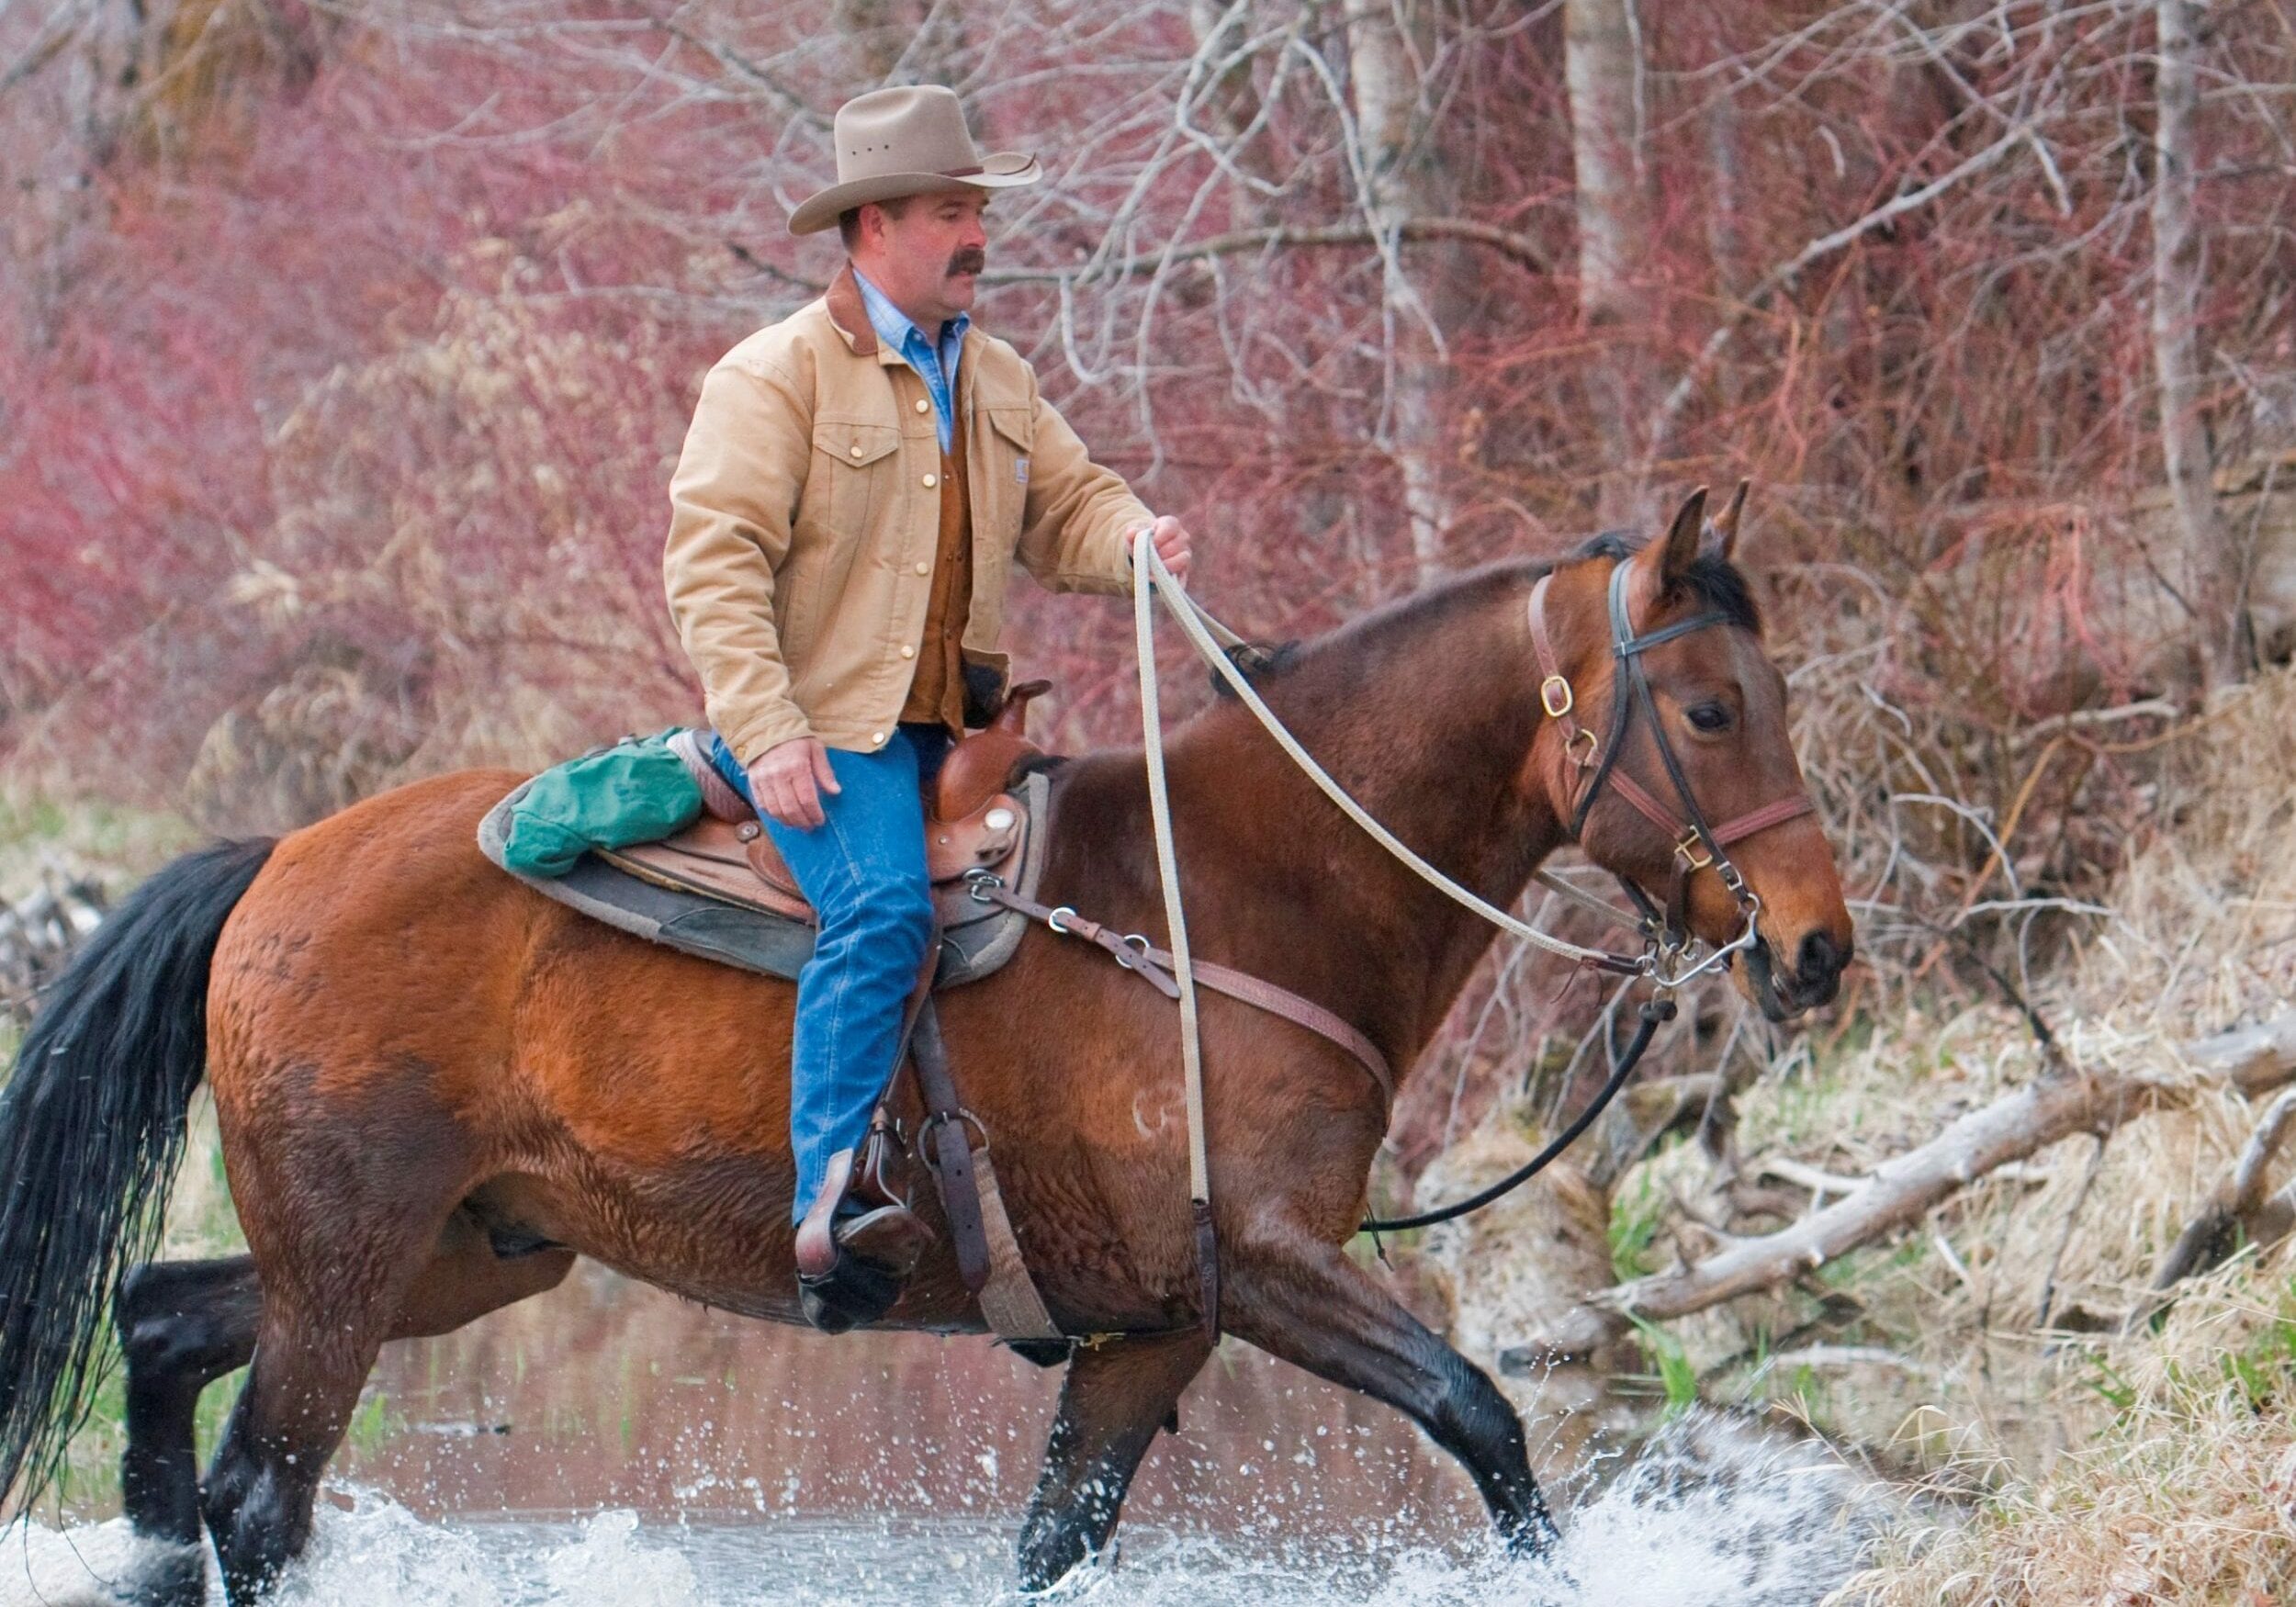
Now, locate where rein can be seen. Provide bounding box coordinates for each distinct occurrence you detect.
[1043,545,1818,1335]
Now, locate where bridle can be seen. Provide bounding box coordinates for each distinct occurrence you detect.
[1346,558,1825,1238]
[1527,559,1817,977]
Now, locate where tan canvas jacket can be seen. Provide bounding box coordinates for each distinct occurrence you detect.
[664,265,1151,765]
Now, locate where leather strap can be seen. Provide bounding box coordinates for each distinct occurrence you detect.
[900,934,1062,1338]
[1526,568,1816,918]
[906,995,992,1293]
[967,1144,1061,1339]
[974,882,1395,1118]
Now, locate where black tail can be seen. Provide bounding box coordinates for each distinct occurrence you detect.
[0,837,275,1512]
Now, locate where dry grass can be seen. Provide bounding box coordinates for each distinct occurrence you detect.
[1627,663,2296,1601]
[1838,1275,2296,1606]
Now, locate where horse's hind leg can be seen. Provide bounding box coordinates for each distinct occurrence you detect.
[197,1241,409,1602]
[1226,1235,1558,1555]
[199,1200,572,1602]
[1016,1329,1211,1590]
[117,1211,568,1602]
[115,1257,261,1603]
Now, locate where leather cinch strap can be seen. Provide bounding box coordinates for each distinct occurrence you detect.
[902,941,1061,1341]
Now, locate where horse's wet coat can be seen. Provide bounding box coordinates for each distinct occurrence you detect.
[0,508,1853,1603]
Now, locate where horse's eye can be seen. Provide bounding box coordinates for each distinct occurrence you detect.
[1686,702,1731,734]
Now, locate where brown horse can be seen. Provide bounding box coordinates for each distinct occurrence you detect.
[0,494,1851,1603]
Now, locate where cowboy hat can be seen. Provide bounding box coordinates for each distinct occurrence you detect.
[788,85,1041,237]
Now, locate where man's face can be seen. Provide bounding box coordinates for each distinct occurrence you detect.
[860,191,990,329]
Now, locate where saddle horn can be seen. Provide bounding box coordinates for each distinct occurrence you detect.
[934,680,1051,823]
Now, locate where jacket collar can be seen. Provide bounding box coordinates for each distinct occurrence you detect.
[827,261,983,388]
[825,263,881,357]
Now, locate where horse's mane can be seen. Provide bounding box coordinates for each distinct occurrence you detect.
[1212,531,1760,698]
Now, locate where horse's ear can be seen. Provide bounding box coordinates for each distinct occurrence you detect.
[1627,486,1707,616]
[1704,478,1750,563]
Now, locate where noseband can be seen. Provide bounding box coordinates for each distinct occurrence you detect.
[1528,561,1816,957]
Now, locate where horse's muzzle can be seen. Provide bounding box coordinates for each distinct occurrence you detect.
[1743,928,1850,1021]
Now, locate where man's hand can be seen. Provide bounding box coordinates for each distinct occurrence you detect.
[746,736,842,831]
[1128,514,1194,584]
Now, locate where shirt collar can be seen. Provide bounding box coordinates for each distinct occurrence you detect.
[850,266,968,364]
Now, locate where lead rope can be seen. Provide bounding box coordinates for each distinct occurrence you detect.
[1135,546,1219,1340]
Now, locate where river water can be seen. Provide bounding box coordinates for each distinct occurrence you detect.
[2,1264,1895,1606]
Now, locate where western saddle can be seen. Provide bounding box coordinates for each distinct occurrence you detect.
[604,682,1052,926]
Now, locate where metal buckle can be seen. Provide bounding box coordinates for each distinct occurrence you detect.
[1113,933,1153,969]
[1539,675,1575,718]
[965,868,1004,903]
[1046,905,1077,935]
[917,1107,990,1170]
[1674,831,1715,872]
[1565,727,1600,769]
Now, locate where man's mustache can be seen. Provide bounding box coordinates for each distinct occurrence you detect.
[947,248,985,276]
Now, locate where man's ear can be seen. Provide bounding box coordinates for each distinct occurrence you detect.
[1703,478,1749,563]
[1626,486,1707,621]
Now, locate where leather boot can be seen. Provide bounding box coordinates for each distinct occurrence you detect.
[793,1145,934,1333]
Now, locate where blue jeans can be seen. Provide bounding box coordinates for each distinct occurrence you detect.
[707,725,950,1223]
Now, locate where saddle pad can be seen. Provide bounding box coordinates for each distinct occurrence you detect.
[476,770,1051,988]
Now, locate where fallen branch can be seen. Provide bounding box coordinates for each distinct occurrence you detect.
[2184,1010,2296,1095]
[2128,1086,2296,1324]
[1758,1155,1869,1201]
[1522,1009,2296,1358]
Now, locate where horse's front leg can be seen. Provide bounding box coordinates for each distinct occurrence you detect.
[1015,1328,1212,1590]
[1225,1230,1559,1555]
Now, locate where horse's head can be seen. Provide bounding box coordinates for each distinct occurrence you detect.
[1528,485,1853,1021]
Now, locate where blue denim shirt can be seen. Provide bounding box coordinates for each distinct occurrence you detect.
[851,267,968,454]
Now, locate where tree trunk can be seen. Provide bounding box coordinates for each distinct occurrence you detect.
[1345,0,1466,585]
[1564,0,1653,522]
[2152,0,2248,686]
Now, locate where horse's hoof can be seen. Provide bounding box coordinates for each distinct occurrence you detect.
[1018,1539,1120,1598]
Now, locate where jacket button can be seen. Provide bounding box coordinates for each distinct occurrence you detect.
[914,399,929,413]
[870,731,886,745]
[921,472,938,489]
[850,443,864,457]
[914,560,930,575]
[899,645,916,659]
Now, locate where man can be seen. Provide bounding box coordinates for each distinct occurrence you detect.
[662,84,1193,1332]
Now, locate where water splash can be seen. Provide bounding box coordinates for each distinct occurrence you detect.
[0,1410,1895,1606]
[1520,1410,1900,1607]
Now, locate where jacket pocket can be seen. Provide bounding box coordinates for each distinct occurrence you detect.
[790,419,898,664]
[808,419,899,540]
[982,403,1034,546]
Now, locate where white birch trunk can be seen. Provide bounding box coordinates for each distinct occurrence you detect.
[2152,0,2246,684]
[1563,0,1653,520]
[1345,0,1462,585]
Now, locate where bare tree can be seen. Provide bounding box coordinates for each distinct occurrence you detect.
[1345,0,1468,583]
[1563,0,1651,519]
[2151,0,2246,687]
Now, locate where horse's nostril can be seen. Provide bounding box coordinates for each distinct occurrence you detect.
[1797,929,1843,984]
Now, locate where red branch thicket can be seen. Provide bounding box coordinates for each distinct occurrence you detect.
[3,1,2292,1160]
